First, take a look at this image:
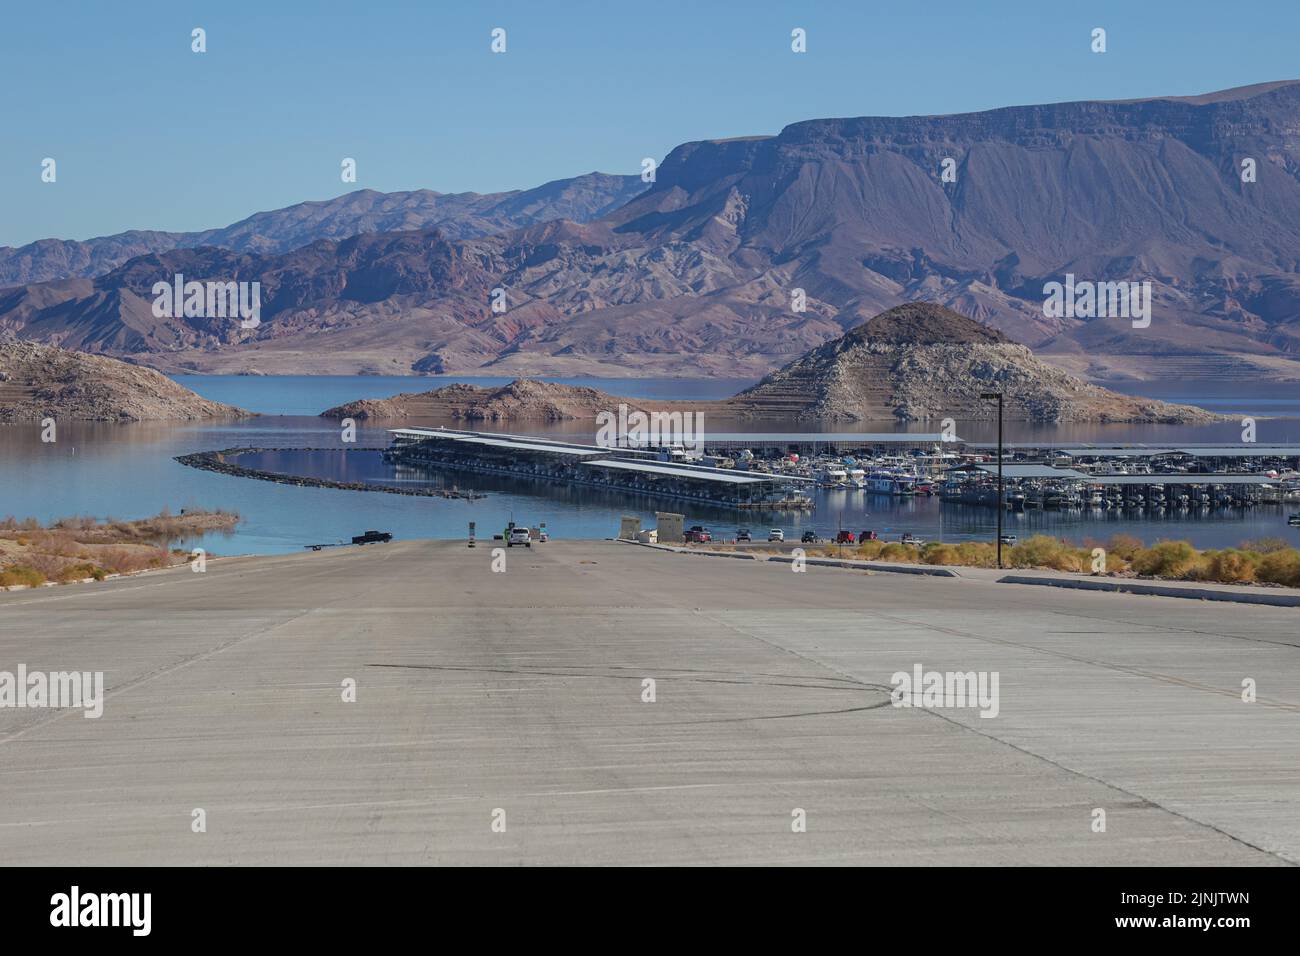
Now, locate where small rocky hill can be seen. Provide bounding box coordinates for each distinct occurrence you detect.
[0,341,251,423]
[323,379,662,422]
[733,304,1220,423]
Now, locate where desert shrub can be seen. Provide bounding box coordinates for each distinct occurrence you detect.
[0,565,46,587]
[1100,551,1131,574]
[1130,540,1201,578]
[37,532,82,557]
[1106,533,1144,561]
[1202,549,1259,584]
[855,540,888,560]
[52,515,96,532]
[1240,537,1290,554]
[1007,535,1085,572]
[955,541,998,567]
[1257,550,1300,588]
[877,543,915,562]
[55,562,103,583]
[97,547,154,574]
[921,543,961,565]
[19,552,70,578]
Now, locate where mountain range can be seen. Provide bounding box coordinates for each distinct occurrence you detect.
[0,173,645,286]
[4,80,1300,382]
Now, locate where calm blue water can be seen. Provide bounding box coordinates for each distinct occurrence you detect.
[0,376,1297,555]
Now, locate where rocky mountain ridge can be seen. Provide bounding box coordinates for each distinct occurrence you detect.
[5,81,1300,382]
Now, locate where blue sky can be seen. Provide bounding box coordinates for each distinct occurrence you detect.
[2,0,1297,247]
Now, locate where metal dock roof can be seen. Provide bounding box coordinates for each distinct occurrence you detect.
[390,428,629,456]
[1086,474,1281,486]
[967,464,1092,479]
[1167,447,1300,457]
[578,459,777,484]
[704,432,963,444]
[970,443,1300,458]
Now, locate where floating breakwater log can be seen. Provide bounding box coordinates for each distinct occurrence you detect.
[174,448,486,500]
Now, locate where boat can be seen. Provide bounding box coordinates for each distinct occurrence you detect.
[816,467,849,488]
[865,469,917,495]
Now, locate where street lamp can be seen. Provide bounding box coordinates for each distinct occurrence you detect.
[980,391,1004,569]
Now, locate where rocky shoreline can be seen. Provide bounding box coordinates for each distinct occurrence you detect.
[174,447,486,500]
[0,341,251,423]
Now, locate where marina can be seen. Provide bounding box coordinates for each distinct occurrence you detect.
[6,378,1300,556]
[382,427,1300,521]
[385,427,817,510]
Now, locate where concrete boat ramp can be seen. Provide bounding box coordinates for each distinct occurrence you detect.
[1,540,1296,865]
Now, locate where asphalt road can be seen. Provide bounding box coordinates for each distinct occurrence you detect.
[1,540,1296,865]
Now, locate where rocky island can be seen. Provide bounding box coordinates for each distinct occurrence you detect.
[322,304,1222,425]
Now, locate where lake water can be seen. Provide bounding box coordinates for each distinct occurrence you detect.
[1,376,1298,555]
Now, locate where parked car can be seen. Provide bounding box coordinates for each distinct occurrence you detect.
[999,533,1018,545]
[507,527,532,548]
[736,529,752,542]
[768,529,785,542]
[684,529,712,543]
[835,530,856,544]
[860,530,878,541]
[801,530,818,544]
[351,530,392,545]
[900,533,924,546]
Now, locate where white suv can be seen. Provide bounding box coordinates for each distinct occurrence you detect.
[507,527,532,548]
[768,529,785,542]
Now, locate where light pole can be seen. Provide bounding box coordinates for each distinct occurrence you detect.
[980,392,1004,569]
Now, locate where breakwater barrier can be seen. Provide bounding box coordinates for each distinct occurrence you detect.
[174,447,486,500]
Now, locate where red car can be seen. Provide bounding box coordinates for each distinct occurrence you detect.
[683,529,712,543]
[835,530,856,544]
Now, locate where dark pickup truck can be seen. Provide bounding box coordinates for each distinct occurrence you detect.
[352,530,393,545]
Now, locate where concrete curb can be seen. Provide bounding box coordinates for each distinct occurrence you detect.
[618,540,759,559]
[997,574,1300,607]
[766,555,961,577]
